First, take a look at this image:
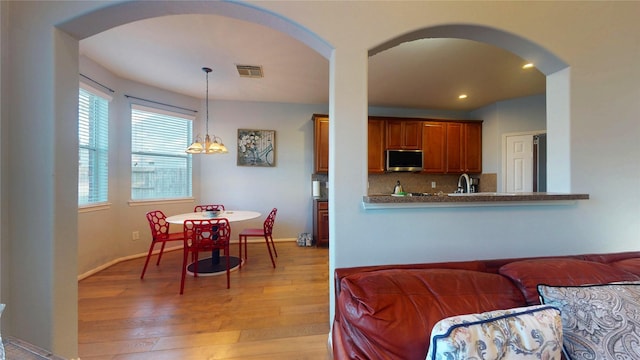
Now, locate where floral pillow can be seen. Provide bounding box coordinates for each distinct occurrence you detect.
[425,305,563,360]
[538,283,640,360]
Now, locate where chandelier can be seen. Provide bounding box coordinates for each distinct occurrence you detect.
[186,67,228,154]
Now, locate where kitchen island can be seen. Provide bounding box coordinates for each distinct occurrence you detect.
[363,192,589,209]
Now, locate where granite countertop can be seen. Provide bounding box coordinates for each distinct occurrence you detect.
[363,192,589,209]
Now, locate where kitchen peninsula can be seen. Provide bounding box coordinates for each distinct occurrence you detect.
[363,192,589,209]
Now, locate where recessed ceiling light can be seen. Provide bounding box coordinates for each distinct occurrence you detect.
[522,63,535,69]
[458,94,468,99]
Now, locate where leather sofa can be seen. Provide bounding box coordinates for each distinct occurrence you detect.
[332,251,640,360]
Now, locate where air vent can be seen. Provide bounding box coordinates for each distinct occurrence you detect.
[236,65,264,78]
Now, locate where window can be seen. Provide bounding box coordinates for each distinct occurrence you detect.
[78,84,110,206]
[131,104,193,200]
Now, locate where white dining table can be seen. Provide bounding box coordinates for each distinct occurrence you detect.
[166,210,261,276]
[166,210,261,225]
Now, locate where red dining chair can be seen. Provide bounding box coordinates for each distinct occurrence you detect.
[194,204,225,212]
[141,210,185,279]
[180,218,231,294]
[238,208,278,269]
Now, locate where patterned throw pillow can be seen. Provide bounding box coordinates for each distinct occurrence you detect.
[425,305,563,360]
[538,283,640,360]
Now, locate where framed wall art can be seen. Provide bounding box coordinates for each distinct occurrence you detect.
[237,129,276,167]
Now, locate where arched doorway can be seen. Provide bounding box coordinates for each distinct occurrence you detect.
[48,2,333,357]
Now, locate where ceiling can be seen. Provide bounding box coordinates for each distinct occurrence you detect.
[80,13,546,112]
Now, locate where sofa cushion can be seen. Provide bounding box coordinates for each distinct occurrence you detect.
[336,268,526,360]
[609,257,640,275]
[499,258,639,305]
[538,283,640,360]
[425,304,562,360]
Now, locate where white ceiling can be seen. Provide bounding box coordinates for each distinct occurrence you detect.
[80,13,546,112]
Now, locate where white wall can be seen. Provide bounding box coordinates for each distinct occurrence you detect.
[472,94,546,188]
[198,100,327,240]
[2,1,640,357]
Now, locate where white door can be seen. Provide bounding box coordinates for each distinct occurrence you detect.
[505,134,533,192]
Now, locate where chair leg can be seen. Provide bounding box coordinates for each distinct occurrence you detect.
[180,248,189,294]
[244,235,248,262]
[156,241,167,265]
[239,235,244,269]
[193,250,199,278]
[269,234,278,258]
[226,247,230,289]
[140,241,156,279]
[264,235,276,268]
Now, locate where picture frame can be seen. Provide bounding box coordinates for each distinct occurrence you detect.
[237,129,276,167]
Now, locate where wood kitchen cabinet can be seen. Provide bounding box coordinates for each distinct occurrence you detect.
[446,121,482,173]
[313,114,329,174]
[386,119,422,149]
[313,200,329,247]
[368,119,385,173]
[463,122,482,173]
[447,122,482,173]
[422,121,447,173]
[422,120,482,174]
[445,122,465,172]
[315,115,386,174]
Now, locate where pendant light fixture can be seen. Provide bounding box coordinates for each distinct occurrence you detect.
[186,67,228,154]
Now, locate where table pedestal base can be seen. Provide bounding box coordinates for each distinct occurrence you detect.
[187,256,242,277]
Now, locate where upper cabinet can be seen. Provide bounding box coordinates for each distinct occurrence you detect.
[445,122,465,173]
[422,120,482,174]
[385,120,422,149]
[422,122,447,173]
[314,115,386,174]
[462,122,482,173]
[368,119,386,173]
[313,115,481,175]
[313,114,329,174]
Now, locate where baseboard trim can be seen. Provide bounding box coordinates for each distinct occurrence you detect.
[77,237,297,281]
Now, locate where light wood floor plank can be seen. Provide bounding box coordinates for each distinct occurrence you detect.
[79,242,331,359]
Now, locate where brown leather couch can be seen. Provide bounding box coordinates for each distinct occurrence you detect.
[332,251,640,360]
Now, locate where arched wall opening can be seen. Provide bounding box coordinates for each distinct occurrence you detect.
[369,24,571,192]
[40,1,332,357]
[58,1,333,59]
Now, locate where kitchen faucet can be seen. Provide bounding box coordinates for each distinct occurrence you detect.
[457,173,471,193]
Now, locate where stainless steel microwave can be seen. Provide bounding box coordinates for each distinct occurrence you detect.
[386,149,423,172]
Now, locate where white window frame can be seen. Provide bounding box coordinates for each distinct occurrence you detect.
[130,104,194,202]
[78,82,111,208]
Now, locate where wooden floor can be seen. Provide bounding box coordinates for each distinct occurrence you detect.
[78,241,331,359]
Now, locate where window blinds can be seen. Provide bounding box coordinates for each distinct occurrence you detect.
[131,104,193,200]
[78,86,109,206]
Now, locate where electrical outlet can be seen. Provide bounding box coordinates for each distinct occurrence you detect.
[132,231,140,241]
[431,181,436,188]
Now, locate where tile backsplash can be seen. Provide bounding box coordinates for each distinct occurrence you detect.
[311,174,328,198]
[368,173,497,195]
[312,172,497,197]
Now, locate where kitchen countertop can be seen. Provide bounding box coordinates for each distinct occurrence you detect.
[363,192,589,209]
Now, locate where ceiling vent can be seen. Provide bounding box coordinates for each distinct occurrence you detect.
[236,65,264,78]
